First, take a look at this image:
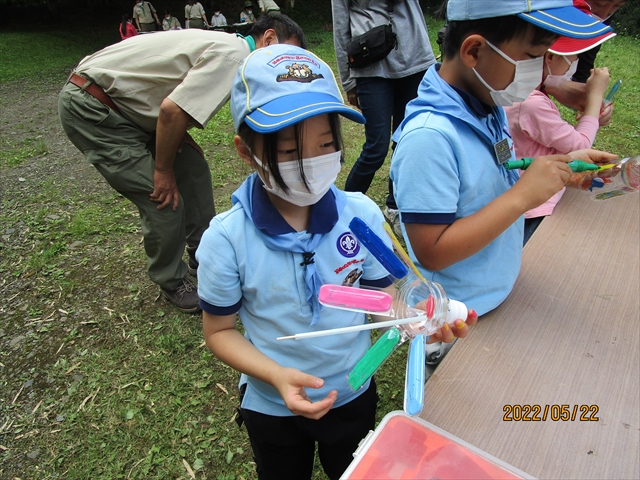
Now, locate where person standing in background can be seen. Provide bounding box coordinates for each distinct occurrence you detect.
[332,0,436,236]
[185,0,209,29]
[210,6,228,27]
[132,0,160,32]
[258,0,281,16]
[240,1,257,23]
[120,13,138,40]
[162,10,182,30]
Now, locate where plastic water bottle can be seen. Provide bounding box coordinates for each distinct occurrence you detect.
[586,155,640,201]
[320,218,467,395]
[337,273,467,393]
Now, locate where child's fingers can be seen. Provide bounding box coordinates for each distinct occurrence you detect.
[284,369,325,391]
[289,390,337,420]
[428,323,456,344]
[451,308,478,338]
[599,103,614,126]
[465,309,478,327]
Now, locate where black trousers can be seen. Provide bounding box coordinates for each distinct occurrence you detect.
[240,379,378,480]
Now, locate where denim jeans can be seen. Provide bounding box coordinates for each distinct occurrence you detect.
[344,70,427,208]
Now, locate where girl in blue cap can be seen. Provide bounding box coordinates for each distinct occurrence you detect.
[197,45,476,479]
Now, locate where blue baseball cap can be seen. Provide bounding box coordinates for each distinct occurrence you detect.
[447,0,612,38]
[231,45,365,133]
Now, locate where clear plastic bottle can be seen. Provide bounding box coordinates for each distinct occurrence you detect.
[580,155,640,201]
[340,274,466,394]
[323,218,467,398]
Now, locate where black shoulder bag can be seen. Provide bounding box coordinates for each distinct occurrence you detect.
[346,1,397,69]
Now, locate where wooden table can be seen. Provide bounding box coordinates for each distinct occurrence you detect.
[421,188,639,479]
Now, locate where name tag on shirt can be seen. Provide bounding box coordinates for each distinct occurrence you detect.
[493,138,512,165]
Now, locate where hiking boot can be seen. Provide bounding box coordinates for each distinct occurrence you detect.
[186,246,198,277]
[161,274,201,313]
[383,206,403,238]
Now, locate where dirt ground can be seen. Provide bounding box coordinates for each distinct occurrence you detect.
[0,75,172,476]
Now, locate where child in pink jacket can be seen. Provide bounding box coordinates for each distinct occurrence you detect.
[505,28,614,243]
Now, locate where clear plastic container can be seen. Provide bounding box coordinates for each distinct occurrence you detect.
[341,411,534,479]
[577,155,640,201]
[319,217,468,400]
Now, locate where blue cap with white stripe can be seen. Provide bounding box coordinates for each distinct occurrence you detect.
[231,45,365,133]
[447,0,612,38]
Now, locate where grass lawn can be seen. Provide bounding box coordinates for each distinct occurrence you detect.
[0,16,638,479]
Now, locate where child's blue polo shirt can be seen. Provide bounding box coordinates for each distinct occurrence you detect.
[197,174,392,416]
[391,65,523,316]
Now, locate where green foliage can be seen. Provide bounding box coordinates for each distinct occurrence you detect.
[611,2,640,38]
[0,30,116,83]
[0,137,48,168]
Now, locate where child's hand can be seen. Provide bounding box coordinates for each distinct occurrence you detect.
[274,368,338,420]
[514,155,573,210]
[598,102,614,127]
[568,148,618,165]
[585,67,610,98]
[563,148,618,189]
[427,309,478,344]
[583,68,610,119]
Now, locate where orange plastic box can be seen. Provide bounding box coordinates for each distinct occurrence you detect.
[341,411,535,479]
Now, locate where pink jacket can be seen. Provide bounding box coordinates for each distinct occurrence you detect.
[505,90,599,218]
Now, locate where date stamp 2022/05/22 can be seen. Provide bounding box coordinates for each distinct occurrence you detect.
[503,404,599,422]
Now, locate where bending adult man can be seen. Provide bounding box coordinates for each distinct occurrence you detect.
[58,15,305,313]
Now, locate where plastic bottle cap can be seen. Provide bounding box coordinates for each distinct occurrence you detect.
[446,300,468,324]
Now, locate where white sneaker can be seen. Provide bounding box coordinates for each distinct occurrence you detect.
[383,207,403,238]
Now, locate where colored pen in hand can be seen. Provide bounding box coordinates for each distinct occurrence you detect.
[504,158,599,172]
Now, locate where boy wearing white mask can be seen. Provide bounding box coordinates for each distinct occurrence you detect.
[505,30,614,242]
[389,0,616,364]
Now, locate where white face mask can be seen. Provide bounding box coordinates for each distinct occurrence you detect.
[543,56,578,88]
[253,151,342,206]
[473,39,543,106]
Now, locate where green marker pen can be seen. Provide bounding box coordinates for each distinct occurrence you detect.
[504,158,599,172]
[568,161,600,172]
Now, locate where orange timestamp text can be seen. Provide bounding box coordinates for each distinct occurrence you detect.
[503,404,599,422]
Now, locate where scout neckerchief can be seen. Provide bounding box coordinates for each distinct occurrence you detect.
[232,173,347,326]
[237,33,256,51]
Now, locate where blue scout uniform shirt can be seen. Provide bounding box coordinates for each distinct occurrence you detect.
[390,64,522,317]
[197,173,392,416]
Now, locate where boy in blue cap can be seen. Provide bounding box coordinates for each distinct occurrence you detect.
[197,45,477,479]
[390,0,616,361]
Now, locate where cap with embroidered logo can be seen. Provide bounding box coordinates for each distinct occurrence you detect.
[446,0,613,39]
[231,45,365,133]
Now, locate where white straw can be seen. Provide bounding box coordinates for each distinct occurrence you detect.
[277,315,429,341]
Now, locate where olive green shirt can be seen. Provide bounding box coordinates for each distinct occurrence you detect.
[132,1,156,24]
[75,30,251,132]
[185,2,206,19]
[162,16,182,30]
